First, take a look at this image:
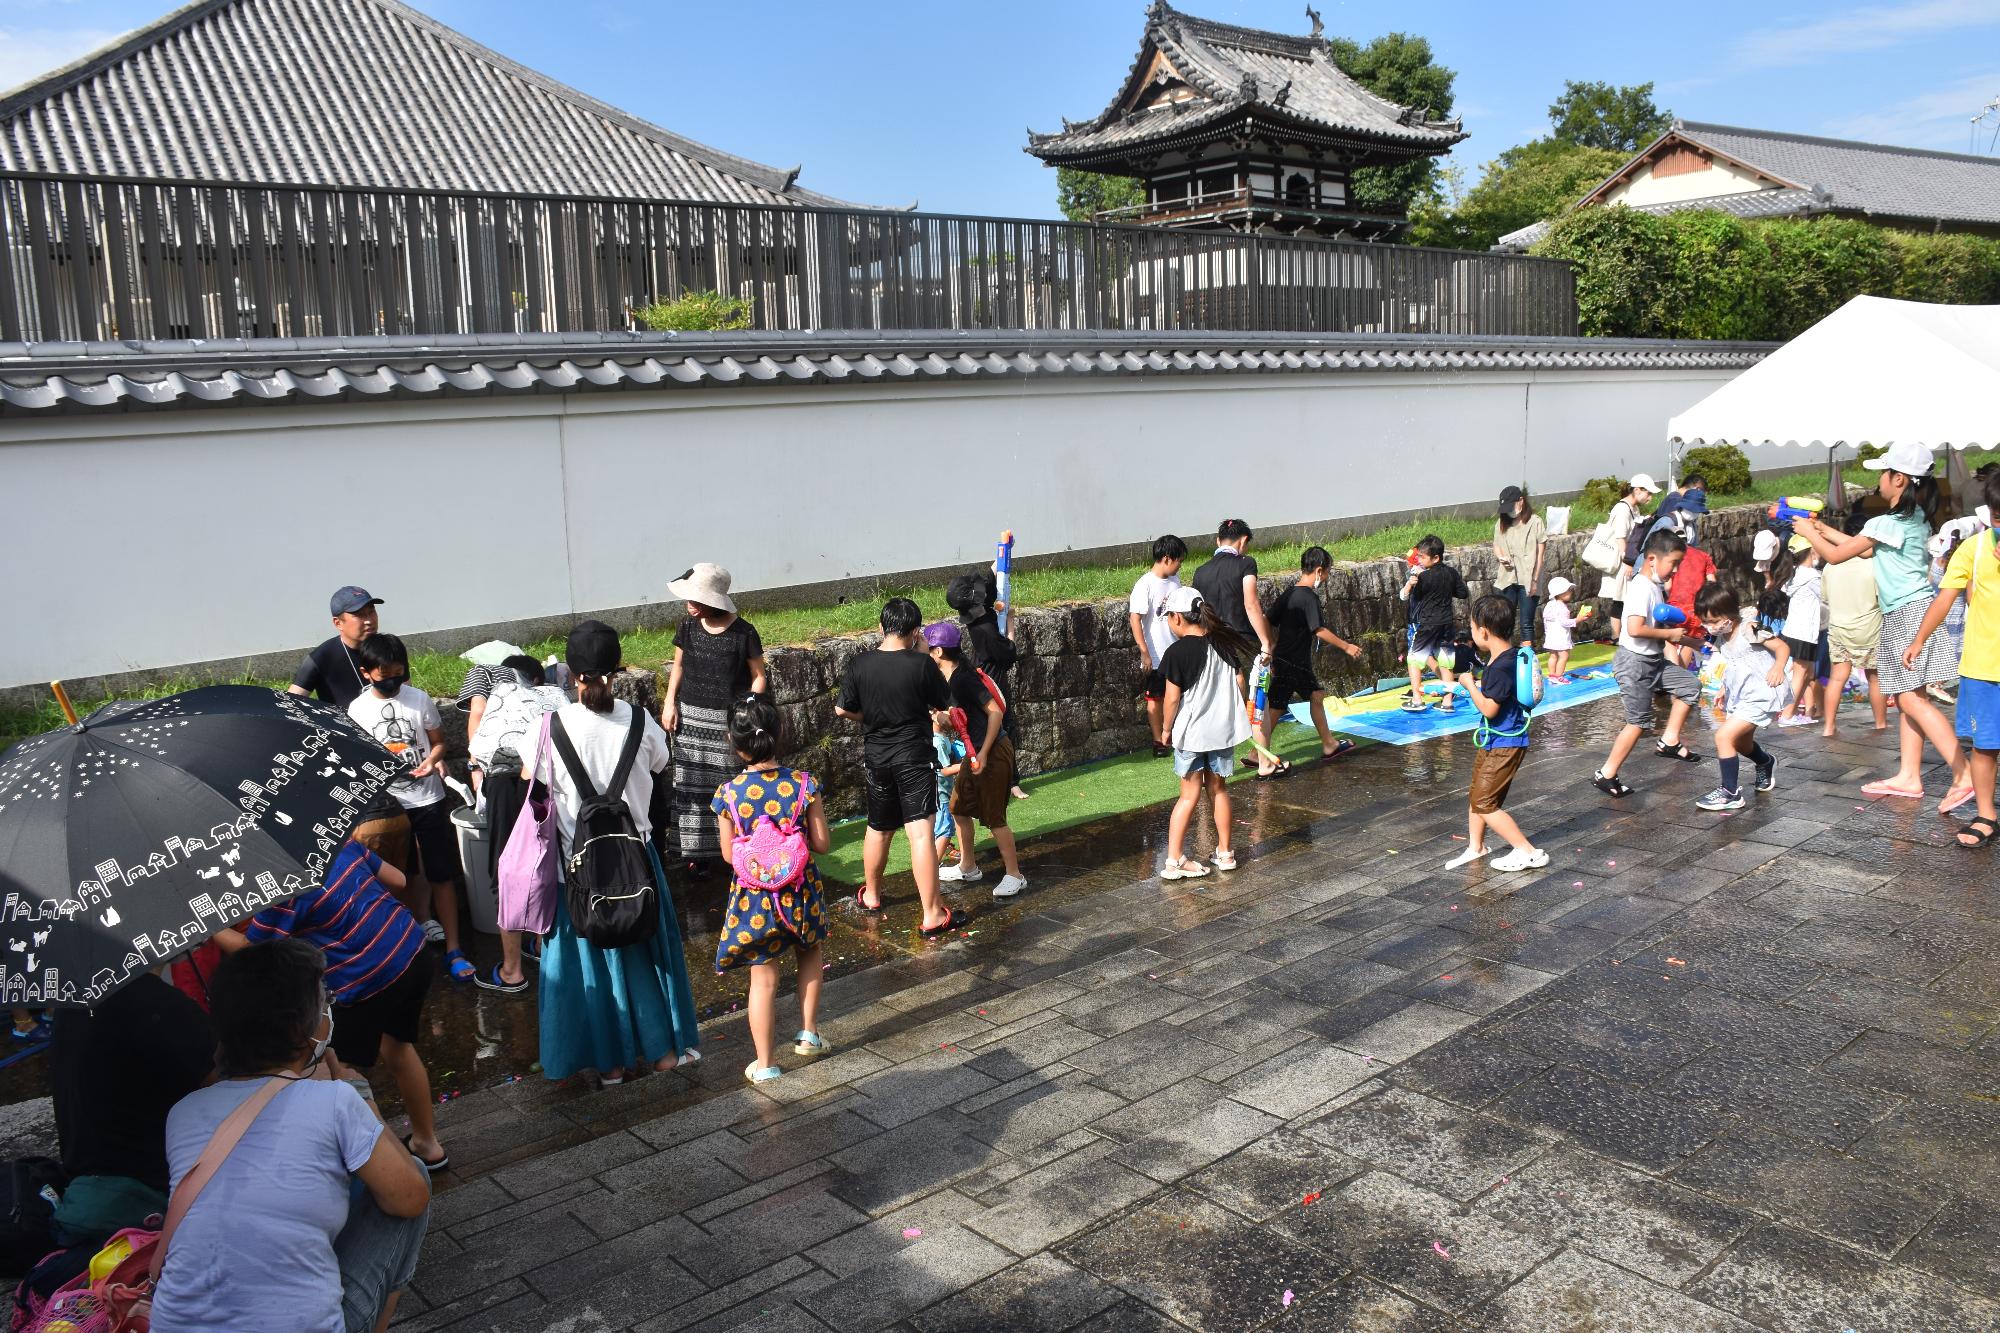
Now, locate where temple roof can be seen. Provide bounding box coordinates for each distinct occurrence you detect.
[0,0,865,207]
[1026,2,1465,165]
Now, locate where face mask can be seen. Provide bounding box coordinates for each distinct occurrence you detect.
[372,676,405,697]
[308,1006,334,1069]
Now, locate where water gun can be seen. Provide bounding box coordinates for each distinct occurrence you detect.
[994,531,1015,635]
[1767,495,1824,529]
[1244,662,1283,764]
[1650,604,1689,629]
[1399,547,1419,601]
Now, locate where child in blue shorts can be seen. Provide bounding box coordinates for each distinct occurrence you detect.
[1157,586,1255,879]
[930,710,966,864]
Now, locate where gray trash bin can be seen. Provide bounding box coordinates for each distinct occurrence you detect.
[451,805,500,935]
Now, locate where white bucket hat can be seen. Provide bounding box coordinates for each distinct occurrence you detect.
[1627,473,1661,494]
[1547,576,1573,597]
[1860,441,1935,477]
[668,562,736,614]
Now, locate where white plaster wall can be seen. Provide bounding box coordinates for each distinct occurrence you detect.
[0,364,1745,687]
[1608,157,1770,207]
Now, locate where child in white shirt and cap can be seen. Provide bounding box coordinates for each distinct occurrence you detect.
[1540,576,1588,683]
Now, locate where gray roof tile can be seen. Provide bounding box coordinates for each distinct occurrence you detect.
[1027,2,1463,161]
[0,329,1771,414]
[0,0,863,207]
[1676,121,2000,226]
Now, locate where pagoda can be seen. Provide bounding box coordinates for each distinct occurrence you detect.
[1027,3,1465,238]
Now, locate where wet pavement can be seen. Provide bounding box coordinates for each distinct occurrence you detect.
[26,693,2000,1331]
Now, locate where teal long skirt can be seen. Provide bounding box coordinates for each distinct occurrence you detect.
[537,841,702,1080]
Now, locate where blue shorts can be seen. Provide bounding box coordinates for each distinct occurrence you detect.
[1174,748,1236,778]
[934,783,956,840]
[1957,677,2000,750]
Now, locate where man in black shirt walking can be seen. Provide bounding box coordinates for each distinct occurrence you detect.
[835,598,962,934]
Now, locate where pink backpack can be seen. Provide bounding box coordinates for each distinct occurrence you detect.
[729,780,810,903]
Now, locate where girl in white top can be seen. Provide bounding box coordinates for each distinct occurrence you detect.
[1777,543,1824,726]
[1157,586,1254,880]
[530,620,702,1087]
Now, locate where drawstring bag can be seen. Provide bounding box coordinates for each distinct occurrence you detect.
[496,715,559,935]
[550,711,659,949]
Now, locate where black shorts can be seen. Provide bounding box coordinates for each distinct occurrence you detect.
[331,957,431,1068]
[1143,668,1167,702]
[404,800,461,883]
[864,761,938,833]
[1264,663,1323,714]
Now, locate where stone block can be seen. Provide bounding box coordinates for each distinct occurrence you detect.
[1063,603,1103,654]
[764,646,823,704]
[1014,607,1068,657]
[608,666,661,716]
[1051,698,1092,749]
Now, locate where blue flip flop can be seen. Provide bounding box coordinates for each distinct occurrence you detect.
[444,949,476,982]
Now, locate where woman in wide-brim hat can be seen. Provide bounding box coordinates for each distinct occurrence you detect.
[660,564,767,881]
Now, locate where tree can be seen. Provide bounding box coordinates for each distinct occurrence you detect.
[1324,32,1457,216]
[1450,140,1627,250]
[1548,80,1672,153]
[1056,167,1146,223]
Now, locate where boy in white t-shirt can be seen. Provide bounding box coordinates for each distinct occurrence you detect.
[348,634,474,984]
[1593,529,1701,798]
[1694,584,1789,810]
[1128,535,1188,756]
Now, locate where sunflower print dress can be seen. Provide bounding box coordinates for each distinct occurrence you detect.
[711,766,829,971]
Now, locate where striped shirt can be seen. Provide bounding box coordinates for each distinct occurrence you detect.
[243,843,424,1004]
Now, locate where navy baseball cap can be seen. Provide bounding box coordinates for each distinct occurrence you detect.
[330,586,383,616]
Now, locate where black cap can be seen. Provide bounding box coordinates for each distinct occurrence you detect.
[565,620,621,676]
[1497,486,1524,513]
[329,585,383,616]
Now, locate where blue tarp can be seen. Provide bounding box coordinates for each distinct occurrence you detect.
[1287,668,1620,746]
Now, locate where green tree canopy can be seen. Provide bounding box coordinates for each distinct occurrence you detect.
[1448,139,1627,250]
[1324,32,1457,216]
[1055,167,1146,223]
[1548,80,1672,153]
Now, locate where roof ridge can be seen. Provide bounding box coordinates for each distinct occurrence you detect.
[0,0,233,115]
[1677,119,2000,169]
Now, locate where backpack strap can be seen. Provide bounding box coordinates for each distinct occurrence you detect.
[547,713,601,803]
[605,705,647,798]
[149,1077,294,1281]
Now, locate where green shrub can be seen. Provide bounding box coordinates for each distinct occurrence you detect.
[634,290,753,332]
[1534,207,1675,337]
[1678,444,1751,495]
[1854,443,1887,465]
[1577,475,1627,510]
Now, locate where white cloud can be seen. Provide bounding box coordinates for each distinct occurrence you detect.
[1732,0,2000,70]
[0,27,127,97]
[1827,71,2000,151]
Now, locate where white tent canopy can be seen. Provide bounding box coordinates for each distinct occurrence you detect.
[1668,294,2000,451]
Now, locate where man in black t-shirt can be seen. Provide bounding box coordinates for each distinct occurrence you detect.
[835,598,959,932]
[1262,546,1364,762]
[288,585,383,710]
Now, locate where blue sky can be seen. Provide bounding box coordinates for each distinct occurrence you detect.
[5,0,1998,215]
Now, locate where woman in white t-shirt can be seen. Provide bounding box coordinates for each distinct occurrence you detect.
[531,621,703,1086]
[1602,474,1658,608]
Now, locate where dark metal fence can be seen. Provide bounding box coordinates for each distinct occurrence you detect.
[0,172,1577,343]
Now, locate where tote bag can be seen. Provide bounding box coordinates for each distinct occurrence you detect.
[496,715,559,935]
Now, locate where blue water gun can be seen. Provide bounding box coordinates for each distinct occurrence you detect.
[995,531,1015,636]
[1767,495,1824,531]
[1650,604,1689,629]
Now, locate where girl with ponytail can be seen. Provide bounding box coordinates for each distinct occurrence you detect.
[1155,587,1254,880]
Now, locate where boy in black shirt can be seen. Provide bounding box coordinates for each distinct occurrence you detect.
[1400,536,1470,712]
[835,598,961,933]
[947,569,1028,799]
[1260,547,1363,764]
[1192,519,1276,662]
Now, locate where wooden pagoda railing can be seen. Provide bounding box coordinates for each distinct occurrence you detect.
[0,171,1578,342]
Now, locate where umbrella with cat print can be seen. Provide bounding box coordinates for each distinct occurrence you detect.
[0,685,411,1008]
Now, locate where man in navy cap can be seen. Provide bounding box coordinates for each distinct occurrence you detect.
[289,586,383,710]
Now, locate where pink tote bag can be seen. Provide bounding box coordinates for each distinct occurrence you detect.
[496,714,559,934]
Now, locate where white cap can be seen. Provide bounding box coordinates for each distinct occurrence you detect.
[1752,529,1779,568]
[1547,576,1573,596]
[1627,473,1662,493]
[1164,585,1203,616]
[1861,441,1935,477]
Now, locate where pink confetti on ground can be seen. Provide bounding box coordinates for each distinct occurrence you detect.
[1362,1054,1375,1063]
[1607,860,1617,867]
[1572,881,1584,888]
[902,1227,923,1239]
[1449,905,1460,911]
[1450,834,1466,841]
[1302,1192,1321,1206]
[1432,1241,1452,1260]
[1282,1290,1295,1308]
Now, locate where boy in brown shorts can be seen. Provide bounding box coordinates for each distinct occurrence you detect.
[1446,595,1548,873]
[924,622,1028,900]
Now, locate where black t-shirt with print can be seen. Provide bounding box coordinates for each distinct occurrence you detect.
[947,666,996,751]
[1271,584,1325,677]
[836,648,952,770]
[292,637,368,709]
[1192,549,1258,635]
[1410,564,1470,635]
[672,616,764,711]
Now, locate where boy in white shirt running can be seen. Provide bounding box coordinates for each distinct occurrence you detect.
[1128,535,1188,756]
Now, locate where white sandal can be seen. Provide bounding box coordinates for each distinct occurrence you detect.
[1210,850,1238,871]
[1161,856,1212,880]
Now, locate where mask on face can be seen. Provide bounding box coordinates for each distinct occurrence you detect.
[308,1006,335,1069]
[372,676,405,697]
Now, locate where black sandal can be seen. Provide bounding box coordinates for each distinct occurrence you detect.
[1593,771,1633,798]
[1956,817,1997,850]
[1654,741,1701,762]
[920,908,970,938]
[1257,760,1293,781]
[403,1135,450,1174]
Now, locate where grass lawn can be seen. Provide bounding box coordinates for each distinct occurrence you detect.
[8,453,1989,751]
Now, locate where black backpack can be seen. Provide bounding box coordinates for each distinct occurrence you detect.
[549,709,659,949]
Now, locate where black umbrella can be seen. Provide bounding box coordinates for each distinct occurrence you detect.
[0,686,412,1008]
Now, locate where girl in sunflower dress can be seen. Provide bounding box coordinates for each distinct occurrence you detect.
[711,696,832,1085]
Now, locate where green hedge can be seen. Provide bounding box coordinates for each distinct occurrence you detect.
[1533,209,2000,339]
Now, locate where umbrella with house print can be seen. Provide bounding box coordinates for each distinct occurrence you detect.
[0,685,412,1008]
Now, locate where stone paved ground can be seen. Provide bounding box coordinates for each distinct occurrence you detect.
[390,706,2000,1332]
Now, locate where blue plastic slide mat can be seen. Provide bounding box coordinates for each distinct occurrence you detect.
[1288,667,1619,746]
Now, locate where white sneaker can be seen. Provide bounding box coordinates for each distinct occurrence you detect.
[992,874,1027,899]
[938,862,983,883]
[421,919,445,945]
[1491,848,1550,872]
[1444,845,1490,870]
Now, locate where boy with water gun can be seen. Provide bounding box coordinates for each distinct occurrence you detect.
[1444,595,1548,872]
[1593,528,1702,798]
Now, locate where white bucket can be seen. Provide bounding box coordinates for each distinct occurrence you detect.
[450,805,499,935]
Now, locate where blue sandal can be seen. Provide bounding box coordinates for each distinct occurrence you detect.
[444,949,476,982]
